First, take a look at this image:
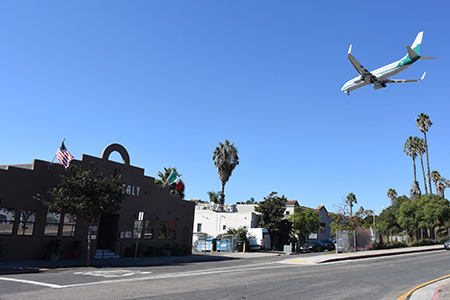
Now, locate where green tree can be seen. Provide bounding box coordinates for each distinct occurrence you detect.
[387,188,398,205]
[415,137,428,194]
[287,207,320,244]
[416,113,433,193]
[404,136,420,183]
[224,226,248,242]
[35,164,126,266]
[397,199,418,239]
[207,191,220,204]
[245,197,256,204]
[431,170,446,197]
[354,206,375,228]
[346,192,357,222]
[415,195,450,238]
[255,192,291,250]
[212,140,239,207]
[376,207,400,235]
[154,167,185,199]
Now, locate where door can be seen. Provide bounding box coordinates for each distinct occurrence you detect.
[97,214,119,251]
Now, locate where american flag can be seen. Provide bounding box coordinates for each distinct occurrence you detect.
[56,141,74,168]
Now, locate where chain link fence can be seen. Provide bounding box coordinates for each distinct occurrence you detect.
[336,228,378,253]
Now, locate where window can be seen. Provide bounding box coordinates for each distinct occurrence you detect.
[0,208,15,235]
[222,225,226,230]
[320,223,326,232]
[197,223,202,232]
[168,222,176,240]
[17,209,36,236]
[158,221,167,240]
[62,214,77,237]
[144,220,153,239]
[44,212,61,236]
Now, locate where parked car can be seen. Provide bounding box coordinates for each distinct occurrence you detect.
[299,241,323,253]
[444,240,450,250]
[317,238,335,251]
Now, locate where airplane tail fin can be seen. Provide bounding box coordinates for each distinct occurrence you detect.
[411,31,423,55]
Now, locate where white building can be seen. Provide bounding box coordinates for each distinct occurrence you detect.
[191,201,259,242]
[191,199,333,243]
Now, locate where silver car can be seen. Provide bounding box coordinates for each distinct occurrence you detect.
[444,240,450,250]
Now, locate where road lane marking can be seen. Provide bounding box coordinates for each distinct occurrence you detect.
[0,277,63,288]
[288,260,309,263]
[62,263,296,289]
[0,262,294,290]
[396,274,450,300]
[73,270,151,278]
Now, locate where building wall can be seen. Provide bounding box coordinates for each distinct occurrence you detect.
[192,201,333,243]
[0,144,194,260]
[193,204,258,240]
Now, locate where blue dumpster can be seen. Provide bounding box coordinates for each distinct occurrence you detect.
[216,240,231,252]
[196,238,217,251]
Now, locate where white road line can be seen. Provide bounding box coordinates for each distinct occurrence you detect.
[0,262,294,290]
[0,277,63,288]
[62,263,296,289]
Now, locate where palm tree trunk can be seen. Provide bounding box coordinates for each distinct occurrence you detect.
[412,158,417,182]
[424,133,432,194]
[349,204,353,222]
[420,156,428,194]
[219,181,226,211]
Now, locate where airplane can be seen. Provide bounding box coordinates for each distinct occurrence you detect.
[341,31,437,95]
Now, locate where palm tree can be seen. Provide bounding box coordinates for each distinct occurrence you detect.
[430,170,446,196]
[155,167,185,199]
[207,191,220,204]
[387,188,398,204]
[415,138,428,194]
[346,192,357,222]
[404,136,419,183]
[416,113,433,193]
[212,140,239,207]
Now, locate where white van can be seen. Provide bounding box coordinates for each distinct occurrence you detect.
[247,228,271,251]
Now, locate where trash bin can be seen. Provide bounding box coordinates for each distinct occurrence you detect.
[237,241,243,252]
[216,240,231,252]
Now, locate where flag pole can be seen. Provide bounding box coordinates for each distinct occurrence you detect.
[49,137,66,167]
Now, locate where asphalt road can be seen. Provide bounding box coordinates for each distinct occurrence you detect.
[0,250,449,300]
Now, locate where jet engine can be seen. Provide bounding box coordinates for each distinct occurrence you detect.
[361,74,376,84]
[373,82,387,90]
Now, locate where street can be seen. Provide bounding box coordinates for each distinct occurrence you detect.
[0,250,449,300]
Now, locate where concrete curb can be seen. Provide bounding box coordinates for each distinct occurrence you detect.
[318,246,443,264]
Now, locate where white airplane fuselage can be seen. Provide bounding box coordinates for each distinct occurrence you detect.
[341,62,411,93]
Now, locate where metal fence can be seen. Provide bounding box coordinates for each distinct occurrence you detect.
[336,228,378,253]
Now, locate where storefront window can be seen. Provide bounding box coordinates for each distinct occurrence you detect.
[158,221,167,240]
[168,222,176,240]
[62,214,77,237]
[44,212,61,236]
[17,209,36,236]
[0,208,15,235]
[144,220,153,239]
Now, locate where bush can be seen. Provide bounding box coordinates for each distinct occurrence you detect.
[410,239,434,247]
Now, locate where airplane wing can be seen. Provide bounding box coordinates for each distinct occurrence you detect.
[384,72,426,84]
[347,45,372,76]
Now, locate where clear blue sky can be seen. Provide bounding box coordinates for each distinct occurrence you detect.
[1,1,449,215]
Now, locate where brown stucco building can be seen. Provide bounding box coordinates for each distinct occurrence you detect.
[0,144,195,260]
